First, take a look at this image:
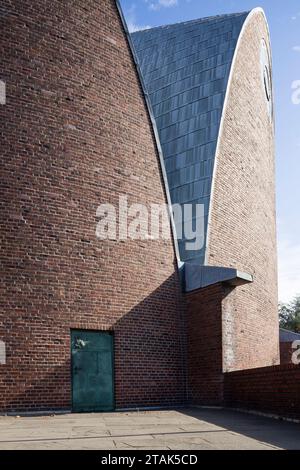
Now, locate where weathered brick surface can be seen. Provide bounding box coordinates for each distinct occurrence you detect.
[280,342,294,364]
[0,0,186,411]
[224,364,300,419]
[186,284,225,405]
[0,2,283,413]
[207,10,279,371]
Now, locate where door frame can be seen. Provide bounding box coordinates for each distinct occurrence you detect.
[70,329,115,412]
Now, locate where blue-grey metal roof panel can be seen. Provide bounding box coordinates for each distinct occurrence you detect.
[280,328,300,343]
[131,12,249,264]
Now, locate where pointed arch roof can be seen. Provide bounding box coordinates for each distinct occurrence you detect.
[131,12,249,264]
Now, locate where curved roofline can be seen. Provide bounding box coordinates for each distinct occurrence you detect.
[204,7,272,265]
[115,0,183,269]
[131,11,250,35]
[116,2,273,270]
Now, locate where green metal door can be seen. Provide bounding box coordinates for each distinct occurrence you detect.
[71,330,114,412]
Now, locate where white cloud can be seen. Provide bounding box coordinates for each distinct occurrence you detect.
[278,237,300,303]
[125,4,151,33]
[291,12,300,20]
[292,46,300,52]
[127,20,151,32]
[157,0,178,5]
[145,0,178,11]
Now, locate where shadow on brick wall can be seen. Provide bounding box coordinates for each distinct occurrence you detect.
[0,272,187,412]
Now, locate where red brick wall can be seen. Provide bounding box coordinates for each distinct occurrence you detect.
[224,364,300,419]
[186,284,224,405]
[280,342,294,364]
[206,10,279,370]
[0,0,186,411]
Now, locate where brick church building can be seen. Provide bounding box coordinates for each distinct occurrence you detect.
[0,0,299,417]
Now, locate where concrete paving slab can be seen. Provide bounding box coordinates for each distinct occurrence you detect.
[0,408,299,450]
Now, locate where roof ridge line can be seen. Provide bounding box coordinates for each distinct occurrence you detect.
[131,11,250,35]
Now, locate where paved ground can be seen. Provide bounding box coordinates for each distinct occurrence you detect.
[0,408,299,450]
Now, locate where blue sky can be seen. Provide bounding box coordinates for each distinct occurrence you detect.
[120,0,300,303]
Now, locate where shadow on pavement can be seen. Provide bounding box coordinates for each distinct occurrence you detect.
[181,407,300,450]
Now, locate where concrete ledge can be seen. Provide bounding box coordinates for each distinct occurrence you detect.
[185,264,253,292]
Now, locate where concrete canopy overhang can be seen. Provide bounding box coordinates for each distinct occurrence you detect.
[184,264,253,293]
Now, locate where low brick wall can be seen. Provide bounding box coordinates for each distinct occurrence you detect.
[280,342,293,364]
[186,283,224,406]
[224,364,300,419]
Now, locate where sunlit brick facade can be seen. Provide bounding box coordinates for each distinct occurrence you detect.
[0,1,291,415]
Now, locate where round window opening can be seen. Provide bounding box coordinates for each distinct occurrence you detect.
[263,65,271,101]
